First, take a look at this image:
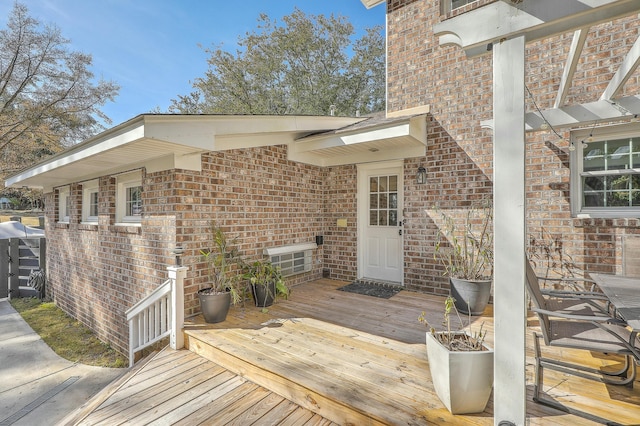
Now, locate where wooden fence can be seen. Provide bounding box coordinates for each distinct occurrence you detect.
[0,237,46,299]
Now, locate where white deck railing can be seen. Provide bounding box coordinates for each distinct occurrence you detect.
[126,266,186,367]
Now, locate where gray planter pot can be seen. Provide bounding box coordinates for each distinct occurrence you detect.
[198,289,231,323]
[252,281,276,307]
[449,277,492,315]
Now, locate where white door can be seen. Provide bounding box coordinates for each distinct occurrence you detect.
[358,162,404,283]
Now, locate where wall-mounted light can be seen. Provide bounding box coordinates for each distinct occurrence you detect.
[416,166,427,184]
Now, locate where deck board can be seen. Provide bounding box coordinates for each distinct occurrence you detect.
[186,278,640,425]
[74,278,640,425]
[74,349,334,426]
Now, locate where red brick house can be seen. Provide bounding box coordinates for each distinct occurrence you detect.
[6,2,640,420]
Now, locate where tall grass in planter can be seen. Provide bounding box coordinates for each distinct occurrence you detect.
[433,199,493,315]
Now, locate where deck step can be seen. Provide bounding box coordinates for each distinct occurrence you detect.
[184,317,445,426]
[57,350,158,425]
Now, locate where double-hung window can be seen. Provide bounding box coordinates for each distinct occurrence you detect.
[571,124,640,217]
[116,171,143,224]
[57,186,71,223]
[81,180,99,223]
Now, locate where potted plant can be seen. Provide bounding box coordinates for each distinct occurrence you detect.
[243,259,289,308]
[419,296,494,414]
[198,222,245,323]
[433,199,493,315]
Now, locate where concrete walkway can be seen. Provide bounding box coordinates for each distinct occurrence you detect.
[0,299,124,426]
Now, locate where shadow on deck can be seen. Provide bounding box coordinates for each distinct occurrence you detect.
[67,279,640,425]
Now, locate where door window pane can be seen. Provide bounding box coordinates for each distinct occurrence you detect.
[389,210,398,226]
[369,210,378,226]
[389,175,397,191]
[368,174,399,227]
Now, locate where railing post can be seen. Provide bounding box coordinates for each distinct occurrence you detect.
[8,238,19,300]
[0,239,8,299]
[38,237,46,272]
[129,318,136,368]
[168,265,187,350]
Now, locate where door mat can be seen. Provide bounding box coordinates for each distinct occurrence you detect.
[337,281,402,299]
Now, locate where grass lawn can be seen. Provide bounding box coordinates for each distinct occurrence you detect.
[0,210,41,227]
[10,298,127,368]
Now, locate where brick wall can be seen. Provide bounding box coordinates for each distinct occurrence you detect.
[323,164,359,282]
[42,1,640,354]
[177,147,328,317]
[45,171,174,354]
[386,0,640,291]
[45,145,332,355]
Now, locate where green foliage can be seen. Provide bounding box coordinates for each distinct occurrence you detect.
[200,222,245,305]
[167,8,384,116]
[0,2,119,183]
[433,199,493,280]
[243,259,289,305]
[419,296,487,352]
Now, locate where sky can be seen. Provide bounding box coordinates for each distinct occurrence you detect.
[0,0,385,127]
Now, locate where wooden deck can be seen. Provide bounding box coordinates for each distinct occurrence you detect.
[65,348,336,425]
[69,279,640,425]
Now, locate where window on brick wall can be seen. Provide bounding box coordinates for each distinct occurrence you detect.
[441,0,474,14]
[57,186,71,223]
[81,180,99,223]
[269,250,313,277]
[116,171,142,224]
[571,124,640,218]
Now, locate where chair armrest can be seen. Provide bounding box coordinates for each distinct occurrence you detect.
[537,275,599,292]
[541,289,608,300]
[538,276,596,284]
[531,307,624,324]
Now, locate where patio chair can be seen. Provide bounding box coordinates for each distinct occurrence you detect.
[525,263,640,415]
[526,259,615,318]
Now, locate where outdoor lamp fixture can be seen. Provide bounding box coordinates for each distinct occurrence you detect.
[416,166,427,184]
[172,247,185,266]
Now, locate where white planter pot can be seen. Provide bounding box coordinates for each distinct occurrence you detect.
[426,331,494,414]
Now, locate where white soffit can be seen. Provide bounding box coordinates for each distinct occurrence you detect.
[5,114,363,191]
[434,0,639,58]
[360,0,385,9]
[290,114,428,167]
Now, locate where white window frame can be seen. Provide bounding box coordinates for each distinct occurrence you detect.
[116,171,143,225]
[264,243,317,277]
[81,180,99,224]
[570,123,640,218]
[442,0,475,14]
[57,186,71,224]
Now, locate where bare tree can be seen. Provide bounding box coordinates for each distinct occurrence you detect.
[0,2,119,180]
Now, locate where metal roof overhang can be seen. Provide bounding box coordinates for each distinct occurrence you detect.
[290,114,428,167]
[5,114,363,192]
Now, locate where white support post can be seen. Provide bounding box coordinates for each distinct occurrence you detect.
[168,266,187,350]
[493,35,527,426]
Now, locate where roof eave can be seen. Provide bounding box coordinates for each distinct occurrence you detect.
[289,114,428,167]
[5,114,363,191]
[360,0,385,9]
